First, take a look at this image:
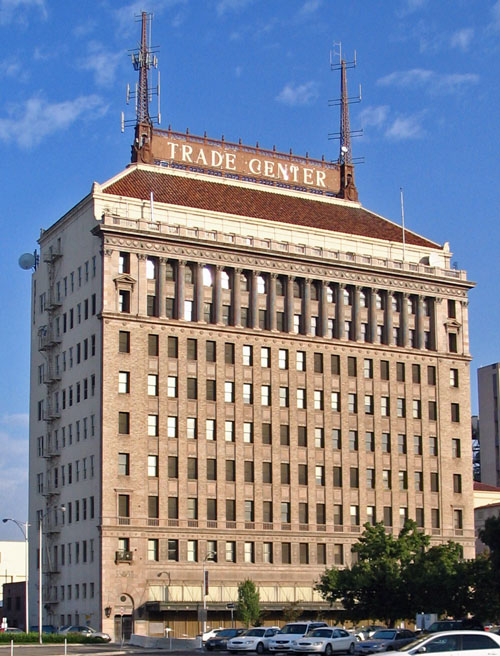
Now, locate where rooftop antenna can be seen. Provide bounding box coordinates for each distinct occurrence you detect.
[400,187,406,261]
[328,42,363,165]
[122,12,161,163]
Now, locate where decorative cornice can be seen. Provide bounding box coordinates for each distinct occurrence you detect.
[100,235,469,298]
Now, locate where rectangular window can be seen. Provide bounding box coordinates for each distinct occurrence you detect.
[430,472,439,492]
[347,357,357,376]
[415,471,423,491]
[414,435,423,455]
[225,421,235,442]
[331,391,340,411]
[279,349,289,370]
[298,464,308,485]
[118,412,130,435]
[317,544,327,565]
[350,505,360,526]
[148,455,158,477]
[263,462,272,484]
[167,416,178,438]
[452,438,461,458]
[397,398,406,418]
[263,542,273,563]
[333,466,342,487]
[119,331,130,353]
[148,374,158,396]
[398,434,407,454]
[314,352,323,373]
[427,366,436,385]
[262,423,272,444]
[429,401,437,421]
[383,470,391,489]
[298,425,307,447]
[280,462,290,484]
[381,397,390,416]
[281,543,291,564]
[348,393,357,413]
[225,343,235,364]
[333,504,343,525]
[206,418,216,441]
[454,509,463,530]
[365,431,374,452]
[412,364,421,384]
[263,501,273,523]
[364,394,374,415]
[207,459,217,481]
[396,362,405,382]
[167,376,178,398]
[299,543,309,564]
[226,541,236,562]
[315,465,325,486]
[187,540,198,562]
[187,338,197,360]
[244,542,255,563]
[364,358,373,379]
[118,371,130,394]
[168,456,178,478]
[451,403,460,422]
[281,502,291,523]
[331,354,340,375]
[187,457,198,480]
[450,368,459,387]
[380,360,389,380]
[243,422,253,443]
[296,351,306,371]
[366,468,375,489]
[314,427,324,448]
[261,385,271,406]
[187,378,197,400]
[206,341,216,362]
[118,453,129,476]
[431,508,440,529]
[280,387,289,407]
[350,467,359,488]
[413,399,421,419]
[429,436,438,456]
[261,347,270,368]
[243,383,253,404]
[333,544,344,565]
[280,425,290,445]
[242,345,253,366]
[349,430,358,451]
[206,379,216,401]
[168,539,179,561]
[399,471,408,490]
[226,499,236,520]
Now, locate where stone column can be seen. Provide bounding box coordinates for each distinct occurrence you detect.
[286,276,295,333]
[401,293,409,348]
[353,286,361,341]
[369,288,378,344]
[384,290,393,346]
[195,262,204,322]
[336,283,345,340]
[232,268,242,327]
[158,258,167,318]
[137,254,148,316]
[320,281,328,337]
[213,265,223,324]
[303,279,311,335]
[268,273,277,331]
[416,296,425,350]
[250,271,259,329]
[176,260,185,320]
[430,298,438,351]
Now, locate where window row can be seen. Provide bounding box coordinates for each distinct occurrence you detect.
[36,459,96,493]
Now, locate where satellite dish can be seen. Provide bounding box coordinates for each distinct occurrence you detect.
[18,253,36,270]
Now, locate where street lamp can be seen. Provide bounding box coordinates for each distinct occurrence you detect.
[120,592,135,637]
[202,550,216,635]
[2,518,29,632]
[38,505,65,644]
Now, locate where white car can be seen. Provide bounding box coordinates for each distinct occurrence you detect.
[203,628,224,643]
[292,628,357,654]
[228,627,281,653]
[398,630,500,656]
[269,623,329,652]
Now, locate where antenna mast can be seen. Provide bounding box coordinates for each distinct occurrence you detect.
[328,43,362,201]
[134,12,154,125]
[122,11,161,164]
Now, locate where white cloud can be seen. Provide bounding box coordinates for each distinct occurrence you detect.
[1,413,29,428]
[299,0,321,15]
[276,81,319,106]
[397,0,428,16]
[0,0,47,24]
[385,113,426,140]
[114,0,187,34]
[359,105,390,129]
[378,68,479,94]
[216,0,254,16]
[450,28,474,51]
[234,65,243,77]
[0,57,23,78]
[77,41,122,87]
[0,94,108,149]
[491,0,500,31]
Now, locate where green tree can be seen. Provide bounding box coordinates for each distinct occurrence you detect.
[236,579,262,627]
[315,521,472,626]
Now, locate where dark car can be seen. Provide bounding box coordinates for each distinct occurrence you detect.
[206,628,247,650]
[355,629,416,654]
[425,620,483,633]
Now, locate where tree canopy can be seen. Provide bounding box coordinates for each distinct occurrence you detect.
[315,520,500,626]
[236,579,262,627]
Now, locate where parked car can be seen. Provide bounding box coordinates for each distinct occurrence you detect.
[57,625,111,642]
[355,628,416,653]
[203,628,224,643]
[292,627,357,654]
[399,630,500,655]
[228,627,281,653]
[269,622,329,652]
[3,628,23,633]
[205,628,246,650]
[29,624,57,634]
[425,620,483,633]
[355,626,386,642]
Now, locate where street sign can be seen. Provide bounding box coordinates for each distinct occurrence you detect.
[226,603,235,609]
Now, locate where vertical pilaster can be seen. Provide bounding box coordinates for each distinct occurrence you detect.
[369,288,378,343]
[401,293,409,348]
[195,262,204,322]
[303,279,311,335]
[384,290,393,346]
[268,273,277,331]
[287,276,295,333]
[353,286,361,341]
[250,271,259,329]
[416,296,425,350]
[232,268,242,327]
[158,258,166,318]
[214,265,223,324]
[336,283,345,339]
[320,281,328,337]
[176,260,185,320]
[137,254,148,316]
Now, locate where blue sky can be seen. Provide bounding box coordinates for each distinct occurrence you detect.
[1,0,499,538]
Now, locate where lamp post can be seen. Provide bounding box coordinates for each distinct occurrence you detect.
[120,592,135,638]
[38,505,65,645]
[2,518,29,632]
[202,551,216,635]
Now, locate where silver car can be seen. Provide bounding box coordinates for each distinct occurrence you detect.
[228,627,281,653]
[292,628,357,654]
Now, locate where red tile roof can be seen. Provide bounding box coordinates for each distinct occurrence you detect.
[102,167,440,249]
[474,482,500,492]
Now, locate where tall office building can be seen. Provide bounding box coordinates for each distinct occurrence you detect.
[28,17,475,640]
[477,364,500,486]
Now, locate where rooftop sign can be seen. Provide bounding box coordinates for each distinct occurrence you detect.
[150,129,342,194]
